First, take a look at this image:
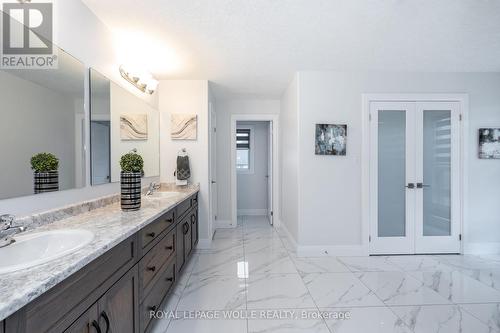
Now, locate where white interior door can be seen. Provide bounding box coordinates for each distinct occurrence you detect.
[370,102,416,255]
[414,102,461,254]
[267,121,273,225]
[209,103,218,233]
[369,101,461,255]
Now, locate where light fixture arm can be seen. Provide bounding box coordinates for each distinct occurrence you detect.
[119,65,158,95]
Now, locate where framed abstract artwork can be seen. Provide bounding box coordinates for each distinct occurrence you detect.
[315,124,347,155]
[120,114,148,140]
[171,114,197,140]
[479,128,500,159]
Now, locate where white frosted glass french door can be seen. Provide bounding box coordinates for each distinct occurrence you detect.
[369,101,461,255]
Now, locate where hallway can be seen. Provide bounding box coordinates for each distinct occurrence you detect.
[153,216,500,332]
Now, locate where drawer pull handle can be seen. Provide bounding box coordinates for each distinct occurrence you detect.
[148,305,157,312]
[166,277,174,282]
[100,311,110,333]
[165,218,173,223]
[165,246,174,250]
[91,320,102,333]
[147,266,156,272]
[147,232,156,238]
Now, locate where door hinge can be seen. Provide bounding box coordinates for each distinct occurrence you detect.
[369,235,371,242]
[459,234,462,241]
[215,215,217,221]
[459,114,463,121]
[214,127,217,133]
[369,114,372,121]
[270,211,274,217]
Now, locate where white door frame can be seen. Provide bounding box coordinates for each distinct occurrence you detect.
[361,94,469,255]
[230,114,280,228]
[208,101,216,239]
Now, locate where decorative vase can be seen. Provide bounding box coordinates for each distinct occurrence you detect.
[121,172,141,211]
[34,171,59,194]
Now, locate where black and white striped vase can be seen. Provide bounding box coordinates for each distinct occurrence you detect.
[34,171,59,194]
[121,172,142,211]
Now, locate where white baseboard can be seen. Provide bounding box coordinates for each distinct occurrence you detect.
[464,242,500,255]
[276,222,366,257]
[196,239,212,250]
[237,209,267,216]
[296,245,367,257]
[214,220,236,229]
[275,222,298,251]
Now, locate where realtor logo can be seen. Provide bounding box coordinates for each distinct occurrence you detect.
[1,1,57,69]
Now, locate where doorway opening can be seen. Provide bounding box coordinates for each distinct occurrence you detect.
[230,114,279,228]
[235,121,273,225]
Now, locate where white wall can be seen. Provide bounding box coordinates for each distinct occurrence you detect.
[237,121,269,214]
[279,74,300,242]
[159,80,211,243]
[215,100,280,222]
[110,82,160,182]
[289,71,500,254]
[0,0,160,217]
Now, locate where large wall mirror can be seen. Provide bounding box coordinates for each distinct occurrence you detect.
[0,48,85,200]
[89,69,160,185]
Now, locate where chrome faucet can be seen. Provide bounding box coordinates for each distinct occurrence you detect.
[0,214,26,248]
[146,182,161,196]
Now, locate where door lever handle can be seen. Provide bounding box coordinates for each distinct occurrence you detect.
[405,183,416,189]
[416,183,430,189]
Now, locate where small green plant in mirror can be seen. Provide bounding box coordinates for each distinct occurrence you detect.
[120,152,144,173]
[31,153,59,172]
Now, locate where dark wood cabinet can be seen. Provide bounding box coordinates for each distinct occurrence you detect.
[98,266,139,333]
[4,195,198,333]
[63,304,98,333]
[64,267,139,333]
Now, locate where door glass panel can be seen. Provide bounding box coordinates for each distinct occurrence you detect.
[423,111,451,236]
[378,111,406,237]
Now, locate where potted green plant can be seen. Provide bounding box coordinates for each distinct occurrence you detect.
[31,152,59,194]
[120,152,144,211]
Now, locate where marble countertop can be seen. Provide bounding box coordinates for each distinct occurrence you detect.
[0,184,199,321]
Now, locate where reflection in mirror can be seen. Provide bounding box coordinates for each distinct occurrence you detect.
[0,49,85,200]
[89,69,160,186]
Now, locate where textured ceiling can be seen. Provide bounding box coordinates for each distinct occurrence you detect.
[82,0,500,99]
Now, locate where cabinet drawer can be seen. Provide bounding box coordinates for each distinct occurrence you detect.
[140,209,175,249]
[176,197,192,219]
[139,230,176,294]
[140,260,176,332]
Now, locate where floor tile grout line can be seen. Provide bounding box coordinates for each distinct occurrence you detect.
[174,220,500,332]
[335,257,439,332]
[457,303,498,330]
[164,254,198,332]
[273,221,335,333]
[350,267,416,331]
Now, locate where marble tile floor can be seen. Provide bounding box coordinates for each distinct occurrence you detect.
[151,215,500,333]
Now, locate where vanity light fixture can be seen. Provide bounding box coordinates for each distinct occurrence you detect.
[119,65,159,95]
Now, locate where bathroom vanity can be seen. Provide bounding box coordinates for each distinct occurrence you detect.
[0,187,199,333]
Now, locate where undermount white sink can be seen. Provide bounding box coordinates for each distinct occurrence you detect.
[0,229,94,274]
[146,191,181,199]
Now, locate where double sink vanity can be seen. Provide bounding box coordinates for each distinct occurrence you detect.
[0,185,199,333]
[0,17,199,333]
